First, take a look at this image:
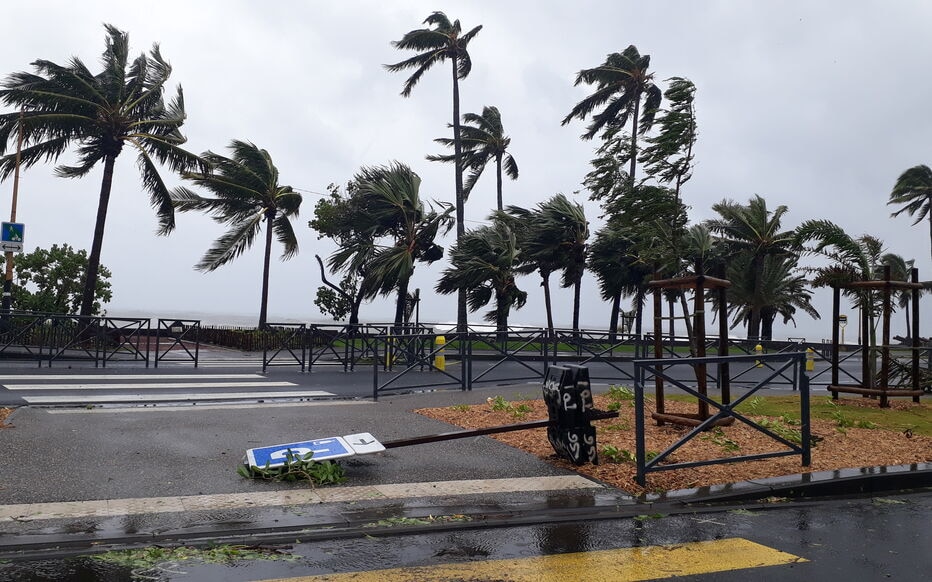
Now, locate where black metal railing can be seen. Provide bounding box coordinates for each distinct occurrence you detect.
[633,351,811,486]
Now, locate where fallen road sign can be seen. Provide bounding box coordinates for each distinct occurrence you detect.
[245,432,384,469]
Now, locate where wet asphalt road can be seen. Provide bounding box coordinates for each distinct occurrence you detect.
[1,489,929,581]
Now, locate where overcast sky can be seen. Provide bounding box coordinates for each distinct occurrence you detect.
[2,1,930,340]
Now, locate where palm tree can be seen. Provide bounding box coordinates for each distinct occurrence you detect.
[706,195,796,341]
[436,219,526,333]
[502,194,588,333]
[0,24,201,317]
[562,45,662,187]
[330,163,454,326]
[726,254,819,341]
[427,105,518,211]
[879,253,921,338]
[170,140,302,327]
[386,11,481,332]
[796,220,885,375]
[588,222,651,337]
[888,164,932,261]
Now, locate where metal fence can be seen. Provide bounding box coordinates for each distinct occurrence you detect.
[633,351,811,486]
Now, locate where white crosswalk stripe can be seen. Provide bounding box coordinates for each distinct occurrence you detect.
[0,372,335,406]
[24,391,333,404]
[5,381,298,390]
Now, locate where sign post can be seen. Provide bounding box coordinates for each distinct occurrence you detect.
[2,110,24,313]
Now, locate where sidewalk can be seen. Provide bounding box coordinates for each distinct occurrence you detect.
[1,383,930,560]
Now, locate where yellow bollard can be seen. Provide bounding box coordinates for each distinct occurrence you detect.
[755,343,763,368]
[434,335,446,371]
[805,347,815,372]
[385,336,395,367]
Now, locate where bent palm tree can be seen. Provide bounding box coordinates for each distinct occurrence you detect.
[331,163,454,326]
[0,24,201,316]
[437,220,526,333]
[171,140,302,327]
[562,45,662,187]
[427,105,518,211]
[387,11,481,331]
[888,164,932,261]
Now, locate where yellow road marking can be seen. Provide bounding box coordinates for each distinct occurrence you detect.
[263,537,806,581]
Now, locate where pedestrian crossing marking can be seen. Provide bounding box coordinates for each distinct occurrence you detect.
[261,537,806,582]
[0,374,265,381]
[23,391,333,404]
[4,381,298,390]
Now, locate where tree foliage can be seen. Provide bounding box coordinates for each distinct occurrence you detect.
[4,244,111,315]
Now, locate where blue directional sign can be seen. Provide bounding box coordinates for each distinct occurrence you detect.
[246,436,354,469]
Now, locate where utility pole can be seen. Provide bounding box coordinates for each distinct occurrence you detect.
[2,109,24,312]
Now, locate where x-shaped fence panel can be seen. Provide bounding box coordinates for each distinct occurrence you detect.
[633,352,811,486]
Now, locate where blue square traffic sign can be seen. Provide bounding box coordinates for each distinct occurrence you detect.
[246,436,353,468]
[1,222,24,243]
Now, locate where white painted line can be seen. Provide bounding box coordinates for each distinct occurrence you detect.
[23,391,334,404]
[47,400,371,413]
[0,476,602,521]
[0,374,264,381]
[5,381,297,390]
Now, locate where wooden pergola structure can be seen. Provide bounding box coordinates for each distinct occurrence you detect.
[647,265,734,427]
[828,266,925,407]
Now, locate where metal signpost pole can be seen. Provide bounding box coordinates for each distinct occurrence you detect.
[2,110,24,313]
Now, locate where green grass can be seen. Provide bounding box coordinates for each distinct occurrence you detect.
[667,394,931,437]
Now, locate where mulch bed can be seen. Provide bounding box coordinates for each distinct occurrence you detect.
[416,396,932,494]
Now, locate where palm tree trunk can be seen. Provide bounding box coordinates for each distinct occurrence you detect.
[394,276,409,327]
[259,209,275,327]
[628,91,641,185]
[495,153,503,211]
[541,271,554,335]
[79,155,116,317]
[350,291,363,326]
[609,291,621,340]
[572,278,581,332]
[679,293,695,356]
[747,255,764,341]
[452,55,467,333]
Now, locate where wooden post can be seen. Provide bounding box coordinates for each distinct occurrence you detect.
[831,285,840,398]
[880,266,891,408]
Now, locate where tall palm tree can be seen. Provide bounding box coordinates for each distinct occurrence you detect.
[0,24,201,317]
[706,195,796,341]
[562,45,662,187]
[330,163,454,326]
[427,105,518,211]
[386,11,481,332]
[436,219,526,333]
[888,164,932,261]
[170,140,302,327]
